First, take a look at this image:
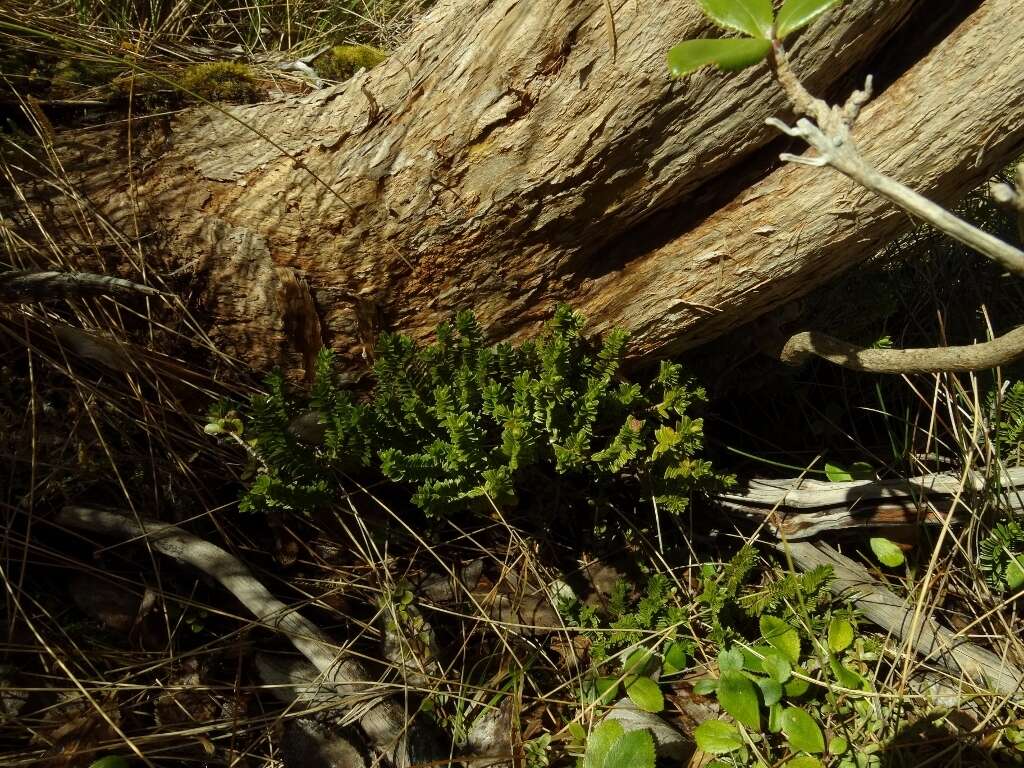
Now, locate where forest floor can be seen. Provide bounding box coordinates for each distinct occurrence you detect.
[3,2,1024,767]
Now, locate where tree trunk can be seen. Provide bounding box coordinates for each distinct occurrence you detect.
[16,0,1024,377]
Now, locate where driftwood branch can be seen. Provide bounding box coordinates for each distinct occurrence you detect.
[55,506,444,768]
[770,327,1024,373]
[765,44,1024,374]
[0,270,162,303]
[783,541,1024,698]
[716,467,1024,539]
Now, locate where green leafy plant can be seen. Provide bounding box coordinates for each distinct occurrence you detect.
[979,519,1024,592]
[581,719,655,768]
[667,0,842,77]
[217,306,732,519]
[988,380,1024,463]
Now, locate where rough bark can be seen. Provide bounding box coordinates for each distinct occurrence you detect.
[15,0,1024,376]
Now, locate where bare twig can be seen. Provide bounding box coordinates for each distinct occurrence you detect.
[772,326,1024,373]
[0,269,163,303]
[762,44,1024,374]
[55,506,445,768]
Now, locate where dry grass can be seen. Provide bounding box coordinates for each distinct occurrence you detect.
[3,2,1024,766]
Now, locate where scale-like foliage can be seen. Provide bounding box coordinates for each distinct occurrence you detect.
[217,305,731,517]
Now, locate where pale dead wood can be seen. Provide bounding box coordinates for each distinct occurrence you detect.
[716,467,1024,538]
[54,506,445,768]
[0,269,162,303]
[782,541,1024,698]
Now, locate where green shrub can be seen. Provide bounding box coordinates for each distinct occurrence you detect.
[314,44,387,81]
[178,61,262,103]
[214,305,732,518]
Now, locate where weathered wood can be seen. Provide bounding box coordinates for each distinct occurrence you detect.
[14,0,1024,376]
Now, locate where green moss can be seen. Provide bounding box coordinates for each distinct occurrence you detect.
[49,57,122,98]
[178,61,263,104]
[314,45,387,82]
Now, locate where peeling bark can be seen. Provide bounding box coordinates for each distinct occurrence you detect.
[13,0,1024,375]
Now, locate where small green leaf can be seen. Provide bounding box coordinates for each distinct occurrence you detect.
[698,0,774,38]
[824,462,852,482]
[718,670,760,730]
[781,707,825,754]
[785,756,823,768]
[663,641,689,675]
[760,616,801,664]
[760,649,792,683]
[829,655,864,690]
[667,38,771,77]
[757,677,783,706]
[830,736,849,755]
[604,729,656,768]
[595,676,621,705]
[776,0,843,39]
[625,675,664,713]
[584,719,625,768]
[768,702,785,733]
[694,720,744,754]
[719,647,745,672]
[693,677,719,695]
[784,670,810,698]
[1008,556,1024,591]
[89,759,130,768]
[740,645,766,673]
[827,617,854,653]
[623,647,654,674]
[569,721,587,746]
[870,537,905,567]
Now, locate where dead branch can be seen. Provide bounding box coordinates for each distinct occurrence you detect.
[716,467,1024,539]
[0,270,162,303]
[54,506,445,768]
[765,44,1024,374]
[771,326,1024,373]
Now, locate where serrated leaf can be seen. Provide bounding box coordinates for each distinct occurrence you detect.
[718,670,760,730]
[694,720,744,754]
[698,0,774,38]
[584,719,625,768]
[827,617,854,653]
[760,616,801,664]
[667,38,771,77]
[604,729,656,768]
[760,649,792,683]
[781,707,825,753]
[757,676,783,706]
[719,647,745,672]
[625,675,664,713]
[740,646,766,673]
[776,0,842,39]
[594,676,621,705]
[870,537,905,567]
[663,641,689,675]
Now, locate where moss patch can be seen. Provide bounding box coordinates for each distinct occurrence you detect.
[314,45,387,82]
[178,61,263,103]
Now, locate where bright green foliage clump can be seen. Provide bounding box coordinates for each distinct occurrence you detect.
[315,44,387,81]
[979,520,1024,592]
[221,306,730,518]
[179,61,263,103]
[988,380,1024,464]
